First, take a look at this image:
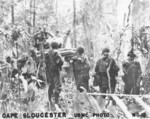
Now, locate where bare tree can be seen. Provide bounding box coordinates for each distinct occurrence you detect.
[30,0,32,26]
[73,0,77,48]
[55,0,58,30]
[11,0,15,24]
[33,0,36,27]
[82,13,92,58]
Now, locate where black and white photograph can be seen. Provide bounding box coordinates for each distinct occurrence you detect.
[0,0,150,118]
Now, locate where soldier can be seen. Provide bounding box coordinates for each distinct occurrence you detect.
[95,48,119,97]
[122,50,142,94]
[45,41,63,110]
[21,49,37,79]
[11,26,20,42]
[33,29,53,51]
[72,46,90,92]
[6,56,11,64]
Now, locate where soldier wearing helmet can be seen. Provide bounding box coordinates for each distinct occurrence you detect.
[94,47,119,98]
[6,56,11,64]
[122,50,142,94]
[45,41,63,110]
[50,41,59,49]
[72,46,90,92]
[50,41,62,49]
[76,46,85,55]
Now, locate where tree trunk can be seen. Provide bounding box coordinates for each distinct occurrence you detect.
[11,0,15,25]
[82,14,92,58]
[143,52,150,95]
[24,0,27,22]
[73,0,77,48]
[112,0,118,17]
[55,0,58,30]
[30,0,32,25]
[33,0,36,27]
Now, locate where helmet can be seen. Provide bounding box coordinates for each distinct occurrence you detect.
[76,46,85,54]
[102,47,110,54]
[127,51,136,58]
[6,56,11,63]
[51,41,59,49]
[28,48,36,59]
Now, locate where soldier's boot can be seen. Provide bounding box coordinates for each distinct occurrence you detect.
[54,92,61,111]
[100,87,108,99]
[48,85,55,111]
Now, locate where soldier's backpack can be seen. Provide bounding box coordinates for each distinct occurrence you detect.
[126,61,142,94]
[45,49,63,70]
[11,30,20,41]
[45,50,56,69]
[73,56,90,75]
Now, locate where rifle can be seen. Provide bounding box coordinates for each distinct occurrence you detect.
[40,42,48,86]
[106,57,113,93]
[105,57,113,108]
[72,58,76,83]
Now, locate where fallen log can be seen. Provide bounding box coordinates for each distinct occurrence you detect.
[133,97,150,117]
[87,95,102,113]
[73,91,103,119]
[111,95,133,119]
[87,93,150,98]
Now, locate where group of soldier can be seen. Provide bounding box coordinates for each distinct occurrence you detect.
[43,41,142,110]
[2,28,142,111]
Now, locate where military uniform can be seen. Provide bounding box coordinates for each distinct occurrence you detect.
[73,55,90,92]
[95,57,119,93]
[72,46,90,92]
[45,42,63,105]
[95,48,119,95]
[122,58,142,94]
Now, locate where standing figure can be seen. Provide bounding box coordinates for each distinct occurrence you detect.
[72,46,90,92]
[95,48,119,96]
[45,41,63,110]
[122,51,142,94]
[11,26,20,42]
[21,49,37,86]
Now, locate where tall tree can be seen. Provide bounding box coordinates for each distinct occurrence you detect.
[55,0,58,30]
[30,0,32,26]
[73,0,77,48]
[11,0,15,24]
[82,13,92,58]
[33,0,36,27]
